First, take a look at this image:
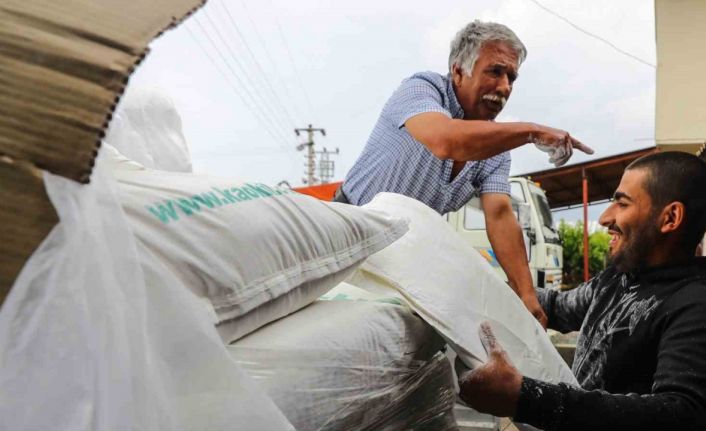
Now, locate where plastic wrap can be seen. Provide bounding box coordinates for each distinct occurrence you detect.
[104,86,193,173]
[0,152,294,431]
[231,349,457,431]
[228,297,454,430]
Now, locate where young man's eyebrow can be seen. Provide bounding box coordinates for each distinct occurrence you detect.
[613,191,633,201]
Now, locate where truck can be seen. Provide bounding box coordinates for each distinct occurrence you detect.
[293,177,563,290]
[446,177,563,290]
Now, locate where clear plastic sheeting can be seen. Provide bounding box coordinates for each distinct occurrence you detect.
[104,86,193,173]
[0,153,293,431]
[231,349,457,431]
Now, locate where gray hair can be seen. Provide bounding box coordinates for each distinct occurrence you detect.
[448,21,527,75]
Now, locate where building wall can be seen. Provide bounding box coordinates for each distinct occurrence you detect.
[655,0,706,155]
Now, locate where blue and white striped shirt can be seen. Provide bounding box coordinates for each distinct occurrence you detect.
[341,71,511,214]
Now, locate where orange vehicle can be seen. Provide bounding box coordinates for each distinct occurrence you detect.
[292,181,342,201]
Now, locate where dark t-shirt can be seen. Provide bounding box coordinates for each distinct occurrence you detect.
[515,257,706,430]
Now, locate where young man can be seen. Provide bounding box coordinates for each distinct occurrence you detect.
[337,21,594,326]
[458,151,706,430]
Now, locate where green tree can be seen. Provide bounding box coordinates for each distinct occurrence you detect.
[558,221,610,288]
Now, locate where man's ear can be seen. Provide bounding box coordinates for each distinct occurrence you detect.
[658,201,685,234]
[451,64,464,86]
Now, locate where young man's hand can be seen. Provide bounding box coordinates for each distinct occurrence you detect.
[457,322,523,417]
[521,293,548,329]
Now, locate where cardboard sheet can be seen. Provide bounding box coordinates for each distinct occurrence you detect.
[0,0,206,303]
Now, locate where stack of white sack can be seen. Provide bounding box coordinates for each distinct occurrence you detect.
[0,151,295,431]
[102,145,408,343]
[348,193,578,386]
[231,283,457,431]
[104,86,193,173]
[101,87,409,343]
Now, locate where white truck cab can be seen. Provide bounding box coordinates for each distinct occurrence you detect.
[447,177,563,290]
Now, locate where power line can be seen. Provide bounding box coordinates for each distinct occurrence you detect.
[185,25,291,153]
[267,0,316,119]
[199,9,297,144]
[217,0,301,129]
[237,0,308,122]
[187,18,295,152]
[526,0,656,68]
[199,9,295,142]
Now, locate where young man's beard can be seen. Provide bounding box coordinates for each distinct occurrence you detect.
[608,216,661,274]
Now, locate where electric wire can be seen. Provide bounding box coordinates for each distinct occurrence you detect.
[217,0,301,130]
[185,24,289,153]
[199,9,297,145]
[188,18,295,152]
[526,0,656,68]
[199,9,295,143]
[236,0,309,122]
[267,0,316,120]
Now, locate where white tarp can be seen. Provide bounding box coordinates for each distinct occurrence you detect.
[0,152,293,431]
[352,193,578,386]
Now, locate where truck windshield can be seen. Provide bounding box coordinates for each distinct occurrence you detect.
[530,187,555,231]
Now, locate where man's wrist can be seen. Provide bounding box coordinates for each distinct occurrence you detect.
[514,377,565,429]
[522,122,540,145]
[517,282,539,301]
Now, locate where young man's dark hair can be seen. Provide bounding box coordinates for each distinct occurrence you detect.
[626,151,706,251]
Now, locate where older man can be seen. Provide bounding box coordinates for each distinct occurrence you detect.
[337,21,593,325]
[459,151,706,430]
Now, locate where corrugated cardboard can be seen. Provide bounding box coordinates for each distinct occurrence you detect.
[0,0,206,305]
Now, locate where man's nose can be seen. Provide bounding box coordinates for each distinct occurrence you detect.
[497,74,512,96]
[599,204,614,228]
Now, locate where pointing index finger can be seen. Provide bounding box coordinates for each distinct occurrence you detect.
[571,137,594,155]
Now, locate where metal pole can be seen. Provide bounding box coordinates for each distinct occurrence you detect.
[294,124,326,186]
[306,127,315,185]
[582,167,590,282]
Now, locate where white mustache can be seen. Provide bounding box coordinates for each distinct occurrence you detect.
[482,94,507,108]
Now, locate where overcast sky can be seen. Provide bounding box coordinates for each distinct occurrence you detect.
[127,0,656,221]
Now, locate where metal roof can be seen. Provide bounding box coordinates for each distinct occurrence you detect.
[517,147,658,210]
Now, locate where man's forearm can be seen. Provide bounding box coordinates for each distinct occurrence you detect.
[486,210,534,298]
[443,120,538,161]
[515,377,704,431]
[406,113,536,161]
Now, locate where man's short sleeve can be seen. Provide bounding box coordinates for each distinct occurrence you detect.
[479,151,511,195]
[386,76,452,129]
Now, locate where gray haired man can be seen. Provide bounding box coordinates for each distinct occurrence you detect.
[337,21,594,326]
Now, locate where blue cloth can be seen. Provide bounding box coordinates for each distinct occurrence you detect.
[341,71,511,214]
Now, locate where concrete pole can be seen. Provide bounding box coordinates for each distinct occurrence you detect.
[294,124,326,186]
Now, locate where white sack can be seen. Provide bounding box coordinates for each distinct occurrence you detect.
[353,193,577,385]
[0,156,293,431]
[105,86,193,172]
[103,146,408,343]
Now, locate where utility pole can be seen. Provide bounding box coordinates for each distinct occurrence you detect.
[295,124,326,186]
[315,146,340,184]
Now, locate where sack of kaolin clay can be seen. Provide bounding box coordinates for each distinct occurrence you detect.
[102,145,408,343]
[349,193,577,386]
